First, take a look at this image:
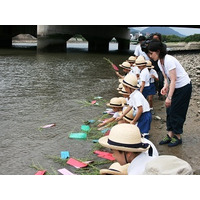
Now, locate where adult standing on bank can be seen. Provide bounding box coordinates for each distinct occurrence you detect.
[148,40,192,147]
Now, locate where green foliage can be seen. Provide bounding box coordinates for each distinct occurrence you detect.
[162,34,200,43]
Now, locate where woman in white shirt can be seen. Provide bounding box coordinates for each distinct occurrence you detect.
[148,40,192,147]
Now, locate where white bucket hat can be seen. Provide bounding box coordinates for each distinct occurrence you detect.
[118,97,127,105]
[119,61,131,70]
[143,155,193,175]
[106,97,124,108]
[122,73,140,89]
[135,55,147,67]
[99,124,150,153]
[146,60,154,69]
[100,162,130,175]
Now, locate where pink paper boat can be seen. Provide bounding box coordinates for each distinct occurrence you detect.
[67,158,88,168]
[35,170,46,175]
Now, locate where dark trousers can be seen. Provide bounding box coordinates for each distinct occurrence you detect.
[166,82,192,134]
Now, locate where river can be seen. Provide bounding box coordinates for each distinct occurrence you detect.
[0,43,137,175]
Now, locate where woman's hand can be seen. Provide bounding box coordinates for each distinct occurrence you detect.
[161,86,168,95]
[165,97,172,108]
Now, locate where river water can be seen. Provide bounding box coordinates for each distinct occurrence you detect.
[0,43,137,175]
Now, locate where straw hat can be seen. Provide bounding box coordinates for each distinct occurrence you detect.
[143,155,193,175]
[135,55,147,67]
[99,123,150,152]
[119,61,131,70]
[127,56,136,63]
[106,97,124,108]
[118,78,123,83]
[122,73,140,89]
[117,83,123,91]
[100,162,130,175]
[123,109,134,123]
[146,60,154,69]
[118,86,129,95]
[118,97,127,105]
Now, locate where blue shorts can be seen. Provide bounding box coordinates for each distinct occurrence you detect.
[137,111,152,134]
[142,86,151,99]
[149,83,156,95]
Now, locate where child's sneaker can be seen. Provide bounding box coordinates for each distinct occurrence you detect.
[159,134,171,145]
[168,135,182,147]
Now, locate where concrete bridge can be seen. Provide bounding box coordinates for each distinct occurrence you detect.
[0,25,130,52]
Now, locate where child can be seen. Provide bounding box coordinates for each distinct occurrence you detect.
[100,162,130,175]
[97,97,123,127]
[135,56,151,99]
[117,73,152,139]
[98,123,155,175]
[115,61,132,79]
[127,56,140,79]
[146,60,159,115]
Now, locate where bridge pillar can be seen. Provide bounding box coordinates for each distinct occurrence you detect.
[84,36,111,52]
[37,25,72,52]
[116,38,130,51]
[0,25,12,48]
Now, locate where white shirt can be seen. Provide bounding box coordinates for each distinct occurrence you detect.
[139,67,150,87]
[127,90,150,113]
[134,44,150,60]
[158,54,190,88]
[113,111,121,118]
[131,66,140,76]
[128,152,154,175]
[149,69,158,83]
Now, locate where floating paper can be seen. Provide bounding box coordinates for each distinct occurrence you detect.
[41,123,56,128]
[94,150,115,161]
[91,100,97,105]
[67,158,88,168]
[88,120,95,124]
[81,125,90,132]
[35,170,46,175]
[94,96,103,99]
[69,133,87,139]
[61,151,70,159]
[58,168,75,175]
[104,130,110,136]
[92,139,99,143]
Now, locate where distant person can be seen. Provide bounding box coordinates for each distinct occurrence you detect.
[148,40,192,147]
[134,36,150,60]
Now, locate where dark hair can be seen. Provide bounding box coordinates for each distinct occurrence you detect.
[138,36,146,42]
[153,32,162,41]
[148,40,167,59]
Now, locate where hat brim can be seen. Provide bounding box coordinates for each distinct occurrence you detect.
[147,65,154,69]
[118,90,129,95]
[100,169,125,175]
[106,103,123,107]
[123,115,133,123]
[122,80,140,90]
[99,136,150,153]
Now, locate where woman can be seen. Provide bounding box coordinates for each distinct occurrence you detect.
[148,40,192,147]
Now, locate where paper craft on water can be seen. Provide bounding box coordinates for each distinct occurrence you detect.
[81,125,90,132]
[94,150,115,161]
[67,158,88,168]
[61,151,70,159]
[58,168,75,175]
[69,133,87,139]
[91,100,97,105]
[35,170,46,175]
[41,123,56,128]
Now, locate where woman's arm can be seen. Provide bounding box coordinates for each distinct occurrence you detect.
[165,68,176,107]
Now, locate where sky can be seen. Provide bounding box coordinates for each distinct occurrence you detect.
[133,27,200,36]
